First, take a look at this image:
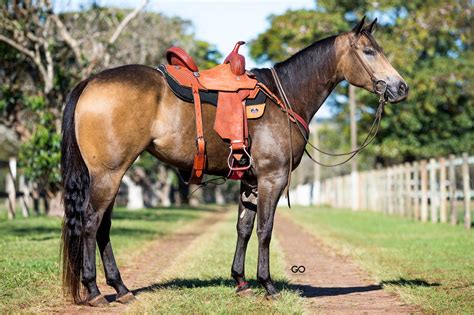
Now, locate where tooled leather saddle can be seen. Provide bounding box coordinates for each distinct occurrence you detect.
[158,41,306,185]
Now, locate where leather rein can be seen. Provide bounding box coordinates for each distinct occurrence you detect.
[271,34,388,166]
[266,34,388,204]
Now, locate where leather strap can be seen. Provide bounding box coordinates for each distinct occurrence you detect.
[187,83,206,184]
[349,32,387,95]
[257,82,309,133]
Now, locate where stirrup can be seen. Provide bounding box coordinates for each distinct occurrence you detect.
[227,145,252,172]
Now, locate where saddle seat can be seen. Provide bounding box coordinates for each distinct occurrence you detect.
[163,41,262,184]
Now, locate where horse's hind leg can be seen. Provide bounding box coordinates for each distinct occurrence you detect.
[96,199,135,304]
[231,179,257,295]
[82,170,124,306]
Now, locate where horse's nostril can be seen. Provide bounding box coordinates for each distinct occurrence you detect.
[399,82,408,95]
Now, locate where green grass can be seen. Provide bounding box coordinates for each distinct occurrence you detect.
[282,206,474,313]
[0,206,214,313]
[127,212,305,314]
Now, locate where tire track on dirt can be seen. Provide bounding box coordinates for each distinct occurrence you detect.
[53,207,230,314]
[274,213,420,314]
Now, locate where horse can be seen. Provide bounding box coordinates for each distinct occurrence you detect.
[61,17,408,305]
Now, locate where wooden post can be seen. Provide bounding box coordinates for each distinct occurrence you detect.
[413,161,420,220]
[370,169,377,211]
[312,127,321,205]
[439,157,447,223]
[19,175,30,218]
[420,160,428,222]
[404,162,411,217]
[349,84,359,210]
[387,167,393,214]
[429,158,438,223]
[462,153,471,229]
[398,165,404,215]
[6,157,17,219]
[449,154,457,225]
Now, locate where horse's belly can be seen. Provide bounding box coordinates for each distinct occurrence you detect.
[150,91,229,174]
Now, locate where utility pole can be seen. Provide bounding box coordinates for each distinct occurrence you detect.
[312,125,321,205]
[349,85,359,210]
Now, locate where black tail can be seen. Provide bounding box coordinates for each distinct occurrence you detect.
[60,79,90,304]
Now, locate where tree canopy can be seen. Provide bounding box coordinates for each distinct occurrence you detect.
[249,0,472,166]
[0,1,220,204]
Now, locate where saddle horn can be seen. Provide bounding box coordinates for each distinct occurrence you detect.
[224,41,246,76]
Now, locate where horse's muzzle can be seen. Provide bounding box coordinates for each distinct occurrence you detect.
[386,81,409,103]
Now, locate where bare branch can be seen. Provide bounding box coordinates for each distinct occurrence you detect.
[0,34,36,60]
[108,0,149,45]
[50,15,82,63]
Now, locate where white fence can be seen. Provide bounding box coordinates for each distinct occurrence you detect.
[286,153,473,229]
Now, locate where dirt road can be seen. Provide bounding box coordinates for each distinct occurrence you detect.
[274,213,420,314]
[53,207,420,314]
[53,208,230,314]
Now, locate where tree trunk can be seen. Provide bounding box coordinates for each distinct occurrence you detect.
[122,175,144,210]
[46,191,63,217]
[215,185,225,205]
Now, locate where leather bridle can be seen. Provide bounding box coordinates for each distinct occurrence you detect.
[270,32,388,172]
[349,32,388,97]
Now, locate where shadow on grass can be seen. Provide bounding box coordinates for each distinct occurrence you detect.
[105,277,291,302]
[112,207,217,222]
[1,226,60,238]
[380,278,440,287]
[103,276,442,302]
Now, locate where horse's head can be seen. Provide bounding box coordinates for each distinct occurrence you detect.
[340,17,408,103]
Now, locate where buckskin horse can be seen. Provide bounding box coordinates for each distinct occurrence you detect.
[61,17,408,305]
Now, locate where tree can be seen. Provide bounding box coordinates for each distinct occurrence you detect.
[249,0,472,169]
[0,1,221,213]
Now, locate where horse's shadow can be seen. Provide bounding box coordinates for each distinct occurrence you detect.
[104,277,440,302]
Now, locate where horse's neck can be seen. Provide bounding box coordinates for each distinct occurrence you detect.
[271,35,344,123]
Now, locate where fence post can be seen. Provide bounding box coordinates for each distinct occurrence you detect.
[429,158,438,223]
[6,157,17,219]
[397,165,404,215]
[19,175,30,218]
[439,157,447,223]
[404,162,411,217]
[449,154,457,225]
[387,167,393,214]
[462,153,471,229]
[413,161,420,220]
[420,160,428,222]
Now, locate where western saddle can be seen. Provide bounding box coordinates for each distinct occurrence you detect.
[159,41,308,184]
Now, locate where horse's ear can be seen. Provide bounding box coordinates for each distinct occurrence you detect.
[352,16,366,35]
[364,18,378,34]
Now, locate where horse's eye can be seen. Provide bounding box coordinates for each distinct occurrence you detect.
[363,48,376,56]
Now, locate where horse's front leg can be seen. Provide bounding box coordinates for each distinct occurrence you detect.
[256,171,288,298]
[231,178,258,295]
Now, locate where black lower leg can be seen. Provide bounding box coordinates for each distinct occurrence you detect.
[231,181,257,290]
[256,174,287,297]
[97,204,130,298]
[82,229,101,299]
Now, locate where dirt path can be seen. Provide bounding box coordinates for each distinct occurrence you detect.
[54,207,230,314]
[274,213,420,314]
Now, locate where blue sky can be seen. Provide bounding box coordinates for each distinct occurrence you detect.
[58,0,333,118]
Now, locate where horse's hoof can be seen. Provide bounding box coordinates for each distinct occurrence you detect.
[87,294,109,307]
[116,292,136,304]
[265,292,281,301]
[236,287,254,297]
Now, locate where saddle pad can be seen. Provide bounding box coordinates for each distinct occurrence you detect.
[157,64,267,117]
